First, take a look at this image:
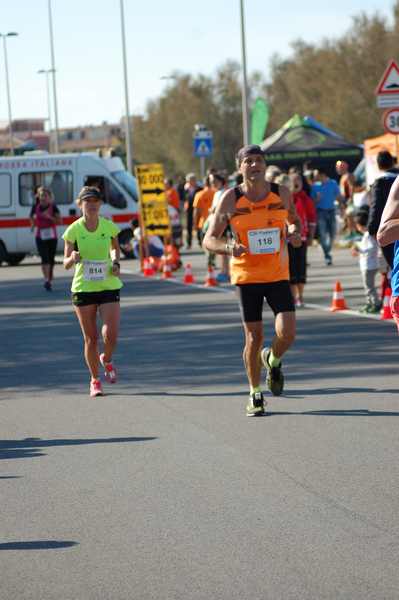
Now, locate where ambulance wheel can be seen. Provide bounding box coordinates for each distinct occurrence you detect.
[6,253,26,266]
[119,229,134,259]
[0,241,7,266]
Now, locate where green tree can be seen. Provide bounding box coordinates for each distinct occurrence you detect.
[133,61,264,177]
[265,7,396,142]
[132,2,399,174]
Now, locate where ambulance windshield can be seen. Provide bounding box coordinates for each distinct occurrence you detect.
[112,170,138,203]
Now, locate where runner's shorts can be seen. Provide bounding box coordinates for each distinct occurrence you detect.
[72,289,120,307]
[237,280,295,322]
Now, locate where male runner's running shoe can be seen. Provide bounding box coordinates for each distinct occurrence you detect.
[99,353,117,384]
[90,379,103,397]
[261,349,284,396]
[246,391,266,417]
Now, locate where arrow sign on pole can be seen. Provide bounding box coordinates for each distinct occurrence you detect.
[141,187,164,195]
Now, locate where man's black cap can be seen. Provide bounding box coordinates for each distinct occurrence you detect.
[78,186,103,202]
[236,144,265,166]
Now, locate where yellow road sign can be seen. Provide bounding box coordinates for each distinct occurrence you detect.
[135,163,171,237]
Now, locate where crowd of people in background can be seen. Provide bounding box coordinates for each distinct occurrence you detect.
[29,146,398,318]
[162,149,398,313]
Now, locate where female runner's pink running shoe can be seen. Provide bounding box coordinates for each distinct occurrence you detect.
[99,353,117,384]
[90,379,103,397]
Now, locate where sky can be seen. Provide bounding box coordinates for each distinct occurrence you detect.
[2,0,396,128]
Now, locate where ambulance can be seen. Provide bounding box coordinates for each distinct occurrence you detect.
[0,152,139,265]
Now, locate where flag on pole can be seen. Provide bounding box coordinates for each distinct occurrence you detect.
[250,98,270,145]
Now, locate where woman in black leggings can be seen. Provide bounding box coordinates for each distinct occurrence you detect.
[30,187,61,291]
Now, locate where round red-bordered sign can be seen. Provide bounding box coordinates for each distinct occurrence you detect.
[383,108,399,134]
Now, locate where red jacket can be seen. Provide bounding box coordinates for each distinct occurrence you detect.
[293,191,316,240]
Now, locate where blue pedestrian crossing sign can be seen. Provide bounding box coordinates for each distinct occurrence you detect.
[193,131,213,157]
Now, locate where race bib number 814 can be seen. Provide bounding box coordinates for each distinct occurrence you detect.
[83,260,107,281]
[248,228,280,255]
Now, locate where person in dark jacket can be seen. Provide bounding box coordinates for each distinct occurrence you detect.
[184,173,202,249]
[368,150,399,268]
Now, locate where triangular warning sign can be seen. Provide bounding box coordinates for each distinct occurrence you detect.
[197,141,211,155]
[376,59,399,95]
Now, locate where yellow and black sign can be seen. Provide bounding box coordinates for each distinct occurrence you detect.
[135,163,171,237]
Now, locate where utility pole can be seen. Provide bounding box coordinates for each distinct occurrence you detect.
[239,0,250,145]
[120,0,133,173]
[48,0,60,152]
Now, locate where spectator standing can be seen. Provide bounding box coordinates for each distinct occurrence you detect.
[164,178,180,212]
[304,169,315,188]
[193,176,215,247]
[351,211,381,313]
[289,173,317,306]
[311,169,342,265]
[336,160,355,205]
[168,205,183,249]
[265,165,282,183]
[209,173,230,282]
[210,173,228,212]
[30,186,61,291]
[184,173,202,249]
[176,175,186,207]
[368,150,399,269]
[336,160,356,240]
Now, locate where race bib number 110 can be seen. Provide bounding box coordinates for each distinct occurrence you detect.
[248,228,280,255]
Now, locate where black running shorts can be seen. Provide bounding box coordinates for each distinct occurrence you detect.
[72,289,120,307]
[237,280,295,322]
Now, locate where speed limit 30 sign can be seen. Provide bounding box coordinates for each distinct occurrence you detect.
[383,108,399,134]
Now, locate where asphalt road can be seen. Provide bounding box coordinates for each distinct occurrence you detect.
[1,246,398,600]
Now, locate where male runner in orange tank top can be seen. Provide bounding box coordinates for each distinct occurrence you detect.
[204,145,302,416]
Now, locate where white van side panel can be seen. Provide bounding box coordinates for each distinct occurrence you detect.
[0,153,139,256]
[0,171,17,252]
[16,157,77,253]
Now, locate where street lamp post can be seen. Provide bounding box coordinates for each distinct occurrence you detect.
[38,69,54,150]
[0,32,18,155]
[239,0,250,146]
[48,0,60,153]
[120,0,133,174]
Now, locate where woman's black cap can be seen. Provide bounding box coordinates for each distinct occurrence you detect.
[78,186,102,202]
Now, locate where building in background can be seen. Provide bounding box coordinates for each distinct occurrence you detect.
[58,122,123,153]
[0,119,125,156]
[0,118,49,154]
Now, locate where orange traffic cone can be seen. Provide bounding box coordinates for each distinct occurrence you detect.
[380,273,390,301]
[149,256,162,273]
[330,281,348,311]
[204,265,218,287]
[381,287,393,320]
[183,263,195,284]
[161,262,173,279]
[143,258,155,277]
